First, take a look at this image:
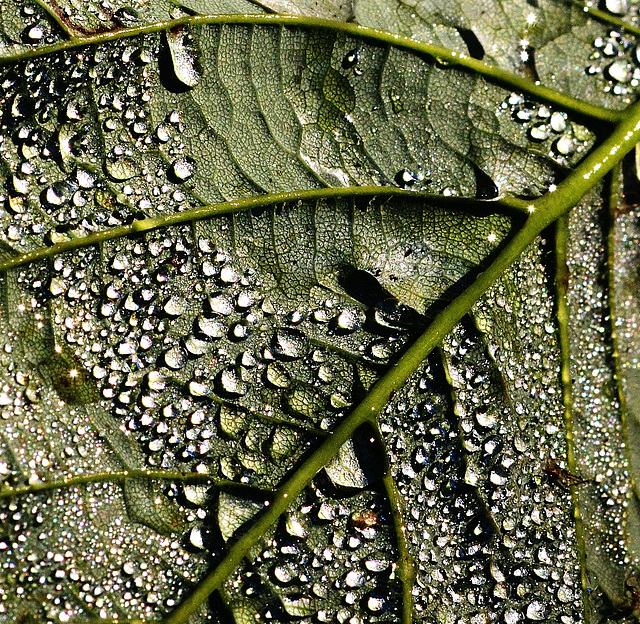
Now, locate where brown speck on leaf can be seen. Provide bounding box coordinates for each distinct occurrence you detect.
[348,509,380,530]
[544,458,587,490]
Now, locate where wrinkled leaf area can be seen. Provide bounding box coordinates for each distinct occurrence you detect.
[0,196,587,624]
[0,14,603,624]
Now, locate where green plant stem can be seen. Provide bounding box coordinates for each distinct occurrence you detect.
[163,85,640,624]
[554,213,590,623]
[381,470,416,624]
[0,470,218,499]
[0,188,521,273]
[0,14,619,124]
[566,0,640,38]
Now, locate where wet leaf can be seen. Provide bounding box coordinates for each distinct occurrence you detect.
[1,1,640,624]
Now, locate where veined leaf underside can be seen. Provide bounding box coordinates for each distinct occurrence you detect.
[0,2,640,624]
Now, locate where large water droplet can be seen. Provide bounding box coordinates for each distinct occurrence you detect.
[216,367,247,396]
[169,157,196,182]
[272,329,309,360]
[166,26,202,88]
[605,0,628,15]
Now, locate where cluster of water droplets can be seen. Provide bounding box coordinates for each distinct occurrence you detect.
[0,34,204,254]
[377,244,584,623]
[500,94,593,167]
[586,29,640,99]
[220,486,402,623]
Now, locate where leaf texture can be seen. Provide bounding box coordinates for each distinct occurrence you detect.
[1,1,640,624]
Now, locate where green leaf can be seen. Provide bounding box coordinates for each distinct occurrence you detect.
[1,1,640,624]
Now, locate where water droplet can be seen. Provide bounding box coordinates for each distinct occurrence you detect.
[368,340,393,360]
[216,367,247,396]
[113,6,141,25]
[166,26,202,88]
[105,155,139,181]
[207,293,234,316]
[189,380,211,397]
[549,112,567,133]
[164,297,186,316]
[185,334,209,356]
[342,49,360,69]
[503,609,521,624]
[554,135,575,155]
[272,329,309,360]
[220,265,241,284]
[607,59,633,83]
[285,513,307,538]
[266,363,290,388]
[344,569,365,588]
[395,168,419,189]
[197,315,225,339]
[335,308,365,332]
[169,157,196,182]
[188,526,205,549]
[366,594,386,612]
[164,345,187,369]
[25,24,45,41]
[273,565,294,584]
[526,601,549,621]
[528,124,549,141]
[605,0,628,15]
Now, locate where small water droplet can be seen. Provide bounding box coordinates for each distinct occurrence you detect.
[342,49,360,69]
[395,168,419,189]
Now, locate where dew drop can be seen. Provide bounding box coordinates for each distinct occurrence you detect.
[266,363,290,388]
[188,526,205,549]
[272,329,309,360]
[220,265,241,284]
[166,26,202,88]
[342,49,360,69]
[554,135,575,156]
[394,168,419,189]
[197,316,225,339]
[105,156,139,181]
[206,294,234,316]
[549,112,567,133]
[335,308,365,332]
[344,569,365,588]
[164,345,187,369]
[606,59,633,83]
[526,601,549,621]
[216,367,247,396]
[528,124,549,141]
[25,24,45,41]
[605,0,628,15]
[169,157,196,182]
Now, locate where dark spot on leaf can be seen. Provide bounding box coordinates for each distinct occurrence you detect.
[473,165,499,199]
[339,268,391,307]
[458,28,485,60]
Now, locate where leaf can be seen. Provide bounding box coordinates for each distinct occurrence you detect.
[1,1,640,624]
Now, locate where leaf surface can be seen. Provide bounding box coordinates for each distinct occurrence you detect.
[1,2,640,624]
